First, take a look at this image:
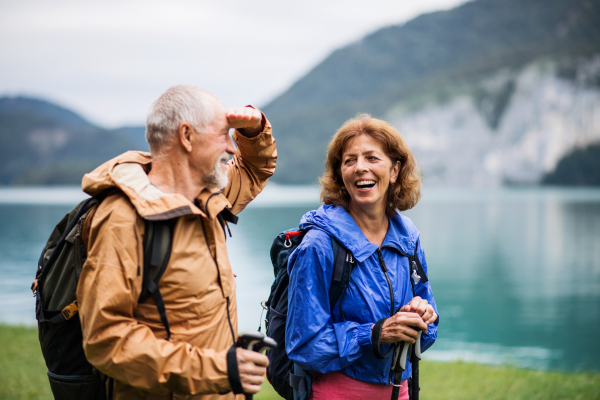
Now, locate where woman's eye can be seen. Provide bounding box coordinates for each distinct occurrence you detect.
[344,158,355,164]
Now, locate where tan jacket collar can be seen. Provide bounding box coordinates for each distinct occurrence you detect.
[82,151,231,221]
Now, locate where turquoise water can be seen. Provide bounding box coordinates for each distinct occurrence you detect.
[1,186,599,372]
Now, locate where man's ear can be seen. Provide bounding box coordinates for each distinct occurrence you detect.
[179,123,194,153]
[390,160,400,184]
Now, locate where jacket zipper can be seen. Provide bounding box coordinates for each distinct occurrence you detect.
[200,216,236,345]
[376,249,395,317]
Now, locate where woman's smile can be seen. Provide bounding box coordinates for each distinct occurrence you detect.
[355,179,376,191]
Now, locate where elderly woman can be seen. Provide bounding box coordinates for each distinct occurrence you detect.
[286,115,439,400]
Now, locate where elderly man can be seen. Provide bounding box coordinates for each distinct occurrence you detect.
[76,85,276,399]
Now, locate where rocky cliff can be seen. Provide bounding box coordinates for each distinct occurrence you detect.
[387,56,600,185]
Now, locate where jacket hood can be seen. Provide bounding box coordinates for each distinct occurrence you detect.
[299,204,419,262]
[82,151,231,221]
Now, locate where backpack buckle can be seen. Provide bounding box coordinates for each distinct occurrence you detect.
[61,301,79,321]
[411,261,421,284]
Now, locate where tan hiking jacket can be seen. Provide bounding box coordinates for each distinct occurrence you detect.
[76,117,276,400]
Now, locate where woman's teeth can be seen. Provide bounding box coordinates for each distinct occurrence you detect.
[356,180,376,189]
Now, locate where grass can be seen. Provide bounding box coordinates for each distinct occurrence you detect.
[1,325,598,400]
[421,361,600,400]
[0,325,52,400]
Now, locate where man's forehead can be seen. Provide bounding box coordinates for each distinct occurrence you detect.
[210,104,229,132]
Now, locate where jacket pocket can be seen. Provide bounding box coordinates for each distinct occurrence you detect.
[47,371,106,400]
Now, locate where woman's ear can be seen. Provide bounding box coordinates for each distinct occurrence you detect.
[390,160,400,184]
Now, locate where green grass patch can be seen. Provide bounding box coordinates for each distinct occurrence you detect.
[1,325,598,400]
[421,361,600,400]
[0,325,52,400]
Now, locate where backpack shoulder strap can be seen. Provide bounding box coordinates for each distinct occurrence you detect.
[139,219,175,341]
[328,237,354,313]
[331,239,346,283]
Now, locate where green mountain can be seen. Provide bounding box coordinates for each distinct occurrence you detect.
[262,0,600,184]
[0,97,147,185]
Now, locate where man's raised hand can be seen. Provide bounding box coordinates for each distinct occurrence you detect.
[227,107,263,138]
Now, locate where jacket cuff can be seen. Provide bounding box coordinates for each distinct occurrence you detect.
[226,345,244,394]
[232,117,276,166]
[357,324,373,349]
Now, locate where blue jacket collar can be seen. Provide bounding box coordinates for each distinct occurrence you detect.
[299,205,420,262]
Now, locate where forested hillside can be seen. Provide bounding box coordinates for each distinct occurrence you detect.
[0,97,147,185]
[263,0,600,184]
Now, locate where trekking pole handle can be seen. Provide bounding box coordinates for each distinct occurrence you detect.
[237,332,277,400]
[393,341,411,373]
[237,331,277,353]
[413,330,422,360]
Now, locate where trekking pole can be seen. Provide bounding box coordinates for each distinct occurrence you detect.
[389,329,422,400]
[237,332,277,400]
[390,340,410,400]
[411,331,422,400]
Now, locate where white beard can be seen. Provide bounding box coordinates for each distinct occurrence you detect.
[204,152,230,190]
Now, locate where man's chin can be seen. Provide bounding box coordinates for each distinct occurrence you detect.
[204,175,228,191]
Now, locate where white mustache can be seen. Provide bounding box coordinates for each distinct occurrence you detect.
[218,153,230,164]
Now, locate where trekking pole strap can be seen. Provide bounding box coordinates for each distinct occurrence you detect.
[372,318,393,359]
[226,345,244,394]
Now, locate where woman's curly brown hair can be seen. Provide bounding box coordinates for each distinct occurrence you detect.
[319,114,422,214]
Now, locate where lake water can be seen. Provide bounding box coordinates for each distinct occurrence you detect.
[1,185,599,373]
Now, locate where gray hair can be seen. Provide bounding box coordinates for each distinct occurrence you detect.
[145,85,222,153]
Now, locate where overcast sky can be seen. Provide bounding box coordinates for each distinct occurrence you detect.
[0,0,469,127]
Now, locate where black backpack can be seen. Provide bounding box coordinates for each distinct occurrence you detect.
[32,191,175,400]
[264,228,355,400]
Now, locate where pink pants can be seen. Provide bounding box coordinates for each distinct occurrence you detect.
[309,371,408,400]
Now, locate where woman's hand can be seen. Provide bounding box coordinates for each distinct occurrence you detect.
[378,312,428,344]
[400,296,438,325]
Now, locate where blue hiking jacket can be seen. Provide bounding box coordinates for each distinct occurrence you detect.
[286,204,439,384]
